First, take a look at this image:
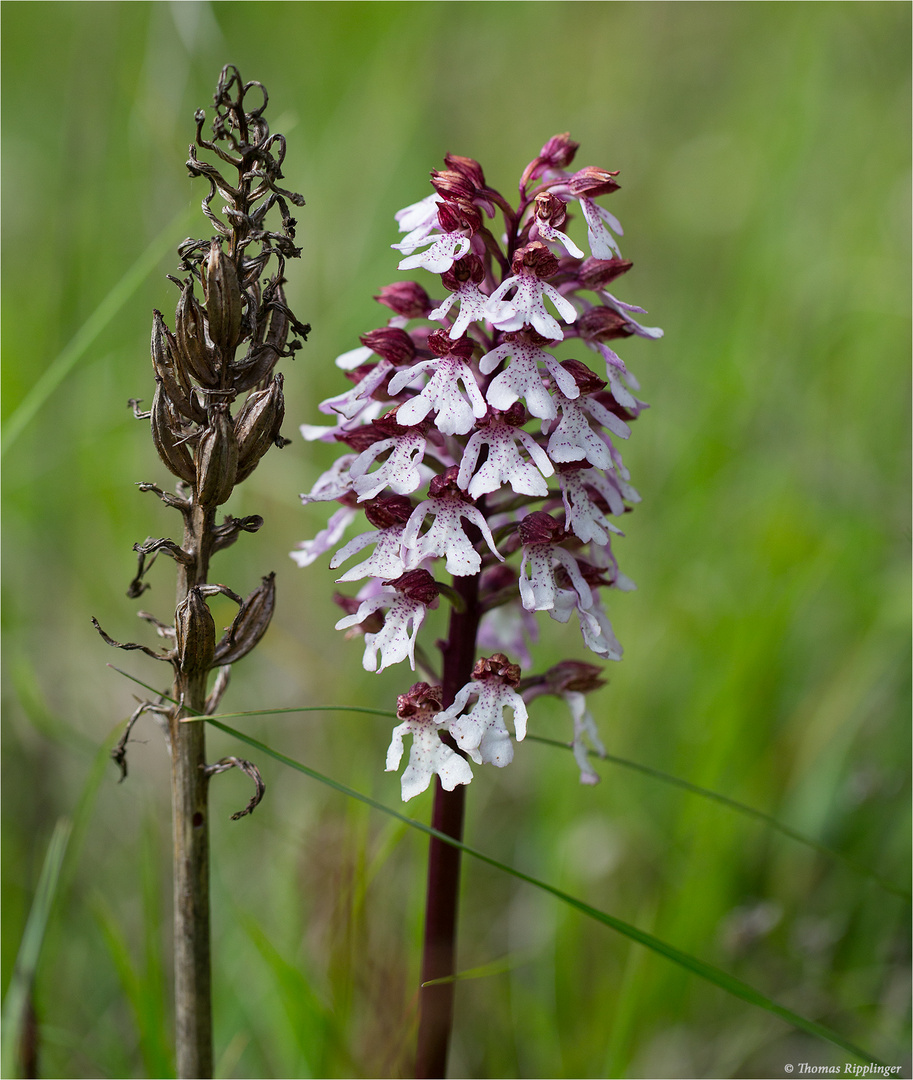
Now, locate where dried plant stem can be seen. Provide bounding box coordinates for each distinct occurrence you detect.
[96,65,307,1080]
[415,571,481,1079]
[170,705,211,1079]
[170,506,216,1079]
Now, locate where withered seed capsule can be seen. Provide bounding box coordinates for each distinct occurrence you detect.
[234,374,285,483]
[213,572,276,665]
[176,280,218,386]
[150,379,196,484]
[195,403,239,506]
[264,290,290,355]
[205,240,243,353]
[151,310,206,424]
[229,295,289,393]
[175,587,216,675]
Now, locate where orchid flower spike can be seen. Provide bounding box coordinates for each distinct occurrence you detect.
[295,136,661,799]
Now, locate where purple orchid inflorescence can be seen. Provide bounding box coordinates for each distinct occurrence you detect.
[293,135,661,800]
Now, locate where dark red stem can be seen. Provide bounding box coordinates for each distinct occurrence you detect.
[414,570,481,1079]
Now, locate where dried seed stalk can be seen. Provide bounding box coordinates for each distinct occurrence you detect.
[95,66,308,1079]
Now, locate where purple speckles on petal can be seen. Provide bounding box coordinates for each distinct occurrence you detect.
[390,357,486,437]
[458,423,553,499]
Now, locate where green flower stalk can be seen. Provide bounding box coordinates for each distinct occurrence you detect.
[94,65,308,1078]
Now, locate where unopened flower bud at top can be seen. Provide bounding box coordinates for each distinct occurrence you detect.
[384,568,440,605]
[374,281,432,319]
[567,166,621,198]
[444,153,486,190]
[205,239,243,352]
[431,169,477,204]
[520,132,580,188]
[359,326,416,365]
[578,257,633,290]
[175,587,216,675]
[539,133,580,171]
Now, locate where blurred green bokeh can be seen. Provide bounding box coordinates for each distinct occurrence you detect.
[2,3,909,1077]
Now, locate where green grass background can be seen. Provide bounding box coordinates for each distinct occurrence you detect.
[2,2,909,1077]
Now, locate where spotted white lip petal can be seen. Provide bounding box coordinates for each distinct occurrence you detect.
[439,679,528,768]
[392,356,486,437]
[331,525,407,583]
[397,233,471,274]
[386,714,474,802]
[580,198,623,260]
[358,593,427,673]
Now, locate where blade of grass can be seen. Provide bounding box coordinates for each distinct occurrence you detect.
[107,668,909,900]
[421,950,537,987]
[201,715,882,1066]
[527,733,912,902]
[1,819,72,1079]
[104,667,893,1062]
[7,674,167,1075]
[93,892,175,1079]
[1,205,195,459]
[107,667,909,906]
[182,705,398,721]
[239,914,354,1079]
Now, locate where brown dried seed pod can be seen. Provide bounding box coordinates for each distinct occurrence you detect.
[196,403,239,506]
[175,587,216,675]
[213,572,276,665]
[151,310,206,423]
[234,374,285,483]
[204,240,243,352]
[150,380,196,483]
[176,280,219,386]
[264,290,290,354]
[230,344,281,394]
